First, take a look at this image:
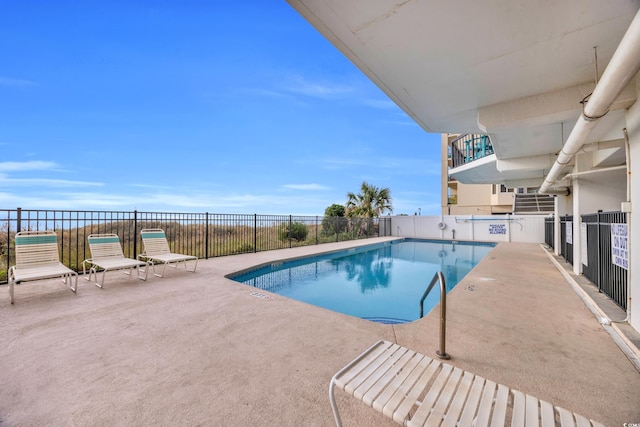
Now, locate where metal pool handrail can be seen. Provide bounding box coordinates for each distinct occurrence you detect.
[419,271,450,359]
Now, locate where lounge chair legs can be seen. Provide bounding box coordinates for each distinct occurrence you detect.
[65,273,78,293]
[89,263,148,288]
[143,258,197,278]
[329,341,384,427]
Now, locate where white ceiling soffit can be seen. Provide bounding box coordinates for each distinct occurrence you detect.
[287,0,640,163]
[448,154,550,185]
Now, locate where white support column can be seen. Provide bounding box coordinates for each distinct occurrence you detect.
[627,92,640,333]
[573,176,583,275]
[554,196,561,255]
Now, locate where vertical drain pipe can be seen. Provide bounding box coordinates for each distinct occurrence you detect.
[539,8,640,194]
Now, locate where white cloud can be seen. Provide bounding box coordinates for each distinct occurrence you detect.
[321,157,366,170]
[0,160,103,188]
[281,184,330,191]
[361,98,397,110]
[0,174,103,188]
[250,88,294,99]
[321,156,440,175]
[0,185,341,215]
[280,75,355,99]
[0,76,36,87]
[0,160,58,172]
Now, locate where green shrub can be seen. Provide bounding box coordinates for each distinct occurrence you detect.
[278,222,308,241]
[321,204,346,237]
[232,243,254,254]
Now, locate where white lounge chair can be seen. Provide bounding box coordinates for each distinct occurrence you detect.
[138,229,197,277]
[330,340,605,427]
[82,233,148,288]
[8,230,78,304]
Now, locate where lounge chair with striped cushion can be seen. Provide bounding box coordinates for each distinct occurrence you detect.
[8,230,78,303]
[83,234,148,288]
[138,229,197,277]
[330,340,605,427]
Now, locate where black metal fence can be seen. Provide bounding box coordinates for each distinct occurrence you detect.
[544,216,554,247]
[559,215,573,265]
[0,208,392,284]
[581,211,627,310]
[545,212,628,309]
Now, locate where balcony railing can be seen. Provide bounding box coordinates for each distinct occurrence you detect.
[0,208,392,284]
[450,134,494,168]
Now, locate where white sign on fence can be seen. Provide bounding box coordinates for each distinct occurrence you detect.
[489,224,506,235]
[611,223,628,270]
[581,223,588,267]
[566,221,573,244]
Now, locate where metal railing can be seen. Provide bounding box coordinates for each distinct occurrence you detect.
[545,211,627,310]
[419,271,449,360]
[544,216,554,247]
[0,208,392,284]
[449,134,494,168]
[581,211,628,310]
[559,215,574,264]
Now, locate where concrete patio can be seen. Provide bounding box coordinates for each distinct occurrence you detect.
[1,238,639,426]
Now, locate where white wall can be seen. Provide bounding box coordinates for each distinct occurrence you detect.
[392,215,546,243]
[579,176,627,213]
[575,153,627,214]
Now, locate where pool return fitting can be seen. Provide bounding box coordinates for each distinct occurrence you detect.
[419,271,450,360]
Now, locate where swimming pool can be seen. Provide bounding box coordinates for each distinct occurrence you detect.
[230,239,495,324]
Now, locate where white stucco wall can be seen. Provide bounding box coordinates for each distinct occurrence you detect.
[578,174,627,213]
[574,152,627,214]
[391,215,546,243]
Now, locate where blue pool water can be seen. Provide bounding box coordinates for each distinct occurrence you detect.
[230,239,495,324]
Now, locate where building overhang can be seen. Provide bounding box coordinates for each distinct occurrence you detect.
[287,0,639,187]
[448,154,550,186]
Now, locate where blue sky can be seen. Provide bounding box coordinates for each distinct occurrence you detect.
[0,1,442,216]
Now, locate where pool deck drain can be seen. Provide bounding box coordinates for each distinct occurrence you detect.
[1,238,639,426]
[249,291,274,300]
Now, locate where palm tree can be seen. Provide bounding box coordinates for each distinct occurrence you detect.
[345,181,393,218]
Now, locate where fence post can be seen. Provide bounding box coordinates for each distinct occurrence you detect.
[315,216,318,245]
[597,210,602,292]
[289,215,293,248]
[205,212,209,259]
[565,214,569,262]
[335,217,339,242]
[133,210,138,259]
[17,207,22,233]
[254,214,257,253]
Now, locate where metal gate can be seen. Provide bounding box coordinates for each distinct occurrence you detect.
[581,211,628,310]
[559,215,573,265]
[544,217,554,247]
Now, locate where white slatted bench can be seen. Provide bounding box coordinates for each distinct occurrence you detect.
[8,230,78,304]
[330,340,605,427]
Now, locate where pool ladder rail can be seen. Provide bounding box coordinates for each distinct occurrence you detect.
[419,271,450,360]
